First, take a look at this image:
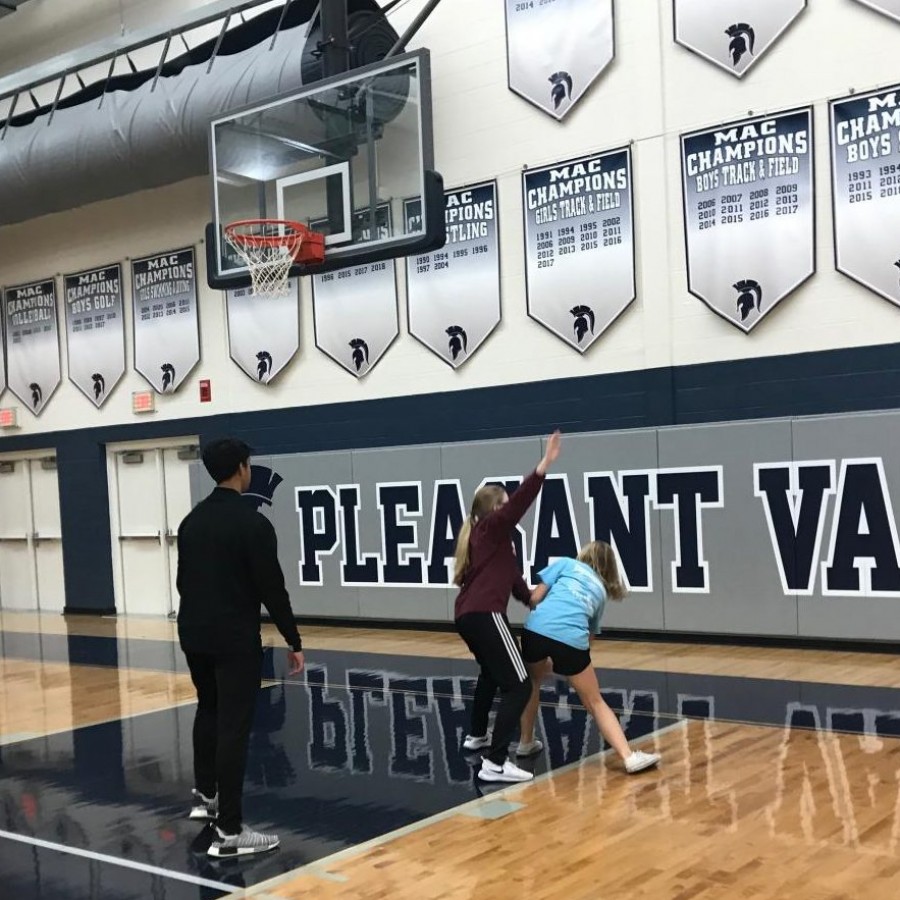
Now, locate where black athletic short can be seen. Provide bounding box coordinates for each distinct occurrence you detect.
[520,629,591,677]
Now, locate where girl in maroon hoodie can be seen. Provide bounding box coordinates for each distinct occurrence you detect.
[452,430,561,783]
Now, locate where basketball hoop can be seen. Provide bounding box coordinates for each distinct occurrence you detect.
[224,219,325,298]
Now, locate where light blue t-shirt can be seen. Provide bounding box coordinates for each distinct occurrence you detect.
[524,558,606,651]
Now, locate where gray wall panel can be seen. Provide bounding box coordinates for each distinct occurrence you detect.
[657,420,798,636]
[350,445,450,622]
[269,451,360,618]
[793,411,900,640]
[181,413,900,643]
[553,429,665,630]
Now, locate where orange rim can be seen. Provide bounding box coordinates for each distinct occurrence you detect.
[224,219,308,250]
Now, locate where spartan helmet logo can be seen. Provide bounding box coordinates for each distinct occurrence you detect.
[734,279,763,321]
[29,383,42,409]
[256,351,273,382]
[446,325,468,361]
[91,373,106,401]
[161,363,176,391]
[349,338,369,372]
[726,23,755,67]
[549,72,573,111]
[570,305,595,343]
[244,465,284,512]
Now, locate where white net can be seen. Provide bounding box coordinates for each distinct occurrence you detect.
[224,223,306,298]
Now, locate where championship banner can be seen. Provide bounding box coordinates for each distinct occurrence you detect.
[522,148,635,352]
[853,1,900,22]
[312,207,398,378]
[404,182,500,369]
[505,0,613,120]
[226,279,300,383]
[831,85,900,306]
[63,263,125,407]
[674,1,807,79]
[131,248,200,394]
[2,279,61,415]
[680,108,815,332]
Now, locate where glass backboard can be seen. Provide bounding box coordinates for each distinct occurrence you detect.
[206,49,444,288]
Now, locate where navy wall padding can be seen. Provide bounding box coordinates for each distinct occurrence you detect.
[0,341,898,613]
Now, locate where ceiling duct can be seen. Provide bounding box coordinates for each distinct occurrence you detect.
[0,0,399,227]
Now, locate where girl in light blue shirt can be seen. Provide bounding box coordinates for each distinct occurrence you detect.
[519,541,661,774]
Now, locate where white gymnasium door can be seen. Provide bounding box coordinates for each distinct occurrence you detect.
[0,454,65,612]
[108,439,199,617]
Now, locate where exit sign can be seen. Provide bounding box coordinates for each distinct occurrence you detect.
[0,408,18,429]
[132,391,155,414]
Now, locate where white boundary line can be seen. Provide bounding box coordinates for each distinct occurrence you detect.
[0,828,238,893]
[234,718,688,899]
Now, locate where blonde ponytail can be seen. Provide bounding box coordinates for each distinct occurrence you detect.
[453,517,475,586]
[452,484,508,587]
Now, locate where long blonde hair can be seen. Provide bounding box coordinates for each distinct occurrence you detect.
[577,541,627,601]
[453,485,508,586]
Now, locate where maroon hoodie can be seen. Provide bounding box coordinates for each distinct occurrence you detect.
[454,470,545,619]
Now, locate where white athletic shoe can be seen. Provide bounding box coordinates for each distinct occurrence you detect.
[463,734,490,751]
[515,739,544,757]
[207,825,280,858]
[624,750,661,774]
[188,789,218,821]
[478,758,534,783]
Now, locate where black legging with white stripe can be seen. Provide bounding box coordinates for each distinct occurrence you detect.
[456,612,533,765]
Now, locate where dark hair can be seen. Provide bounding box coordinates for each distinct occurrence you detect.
[202,438,252,484]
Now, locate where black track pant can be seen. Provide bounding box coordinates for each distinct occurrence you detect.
[456,612,532,765]
[185,650,263,834]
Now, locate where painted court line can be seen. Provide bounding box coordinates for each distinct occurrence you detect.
[234,718,688,899]
[0,828,238,894]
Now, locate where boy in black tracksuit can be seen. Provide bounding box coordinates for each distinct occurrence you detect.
[177,438,304,858]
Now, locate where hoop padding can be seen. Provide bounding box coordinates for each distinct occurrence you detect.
[224,219,325,298]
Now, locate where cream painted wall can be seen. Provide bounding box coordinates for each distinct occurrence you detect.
[1,0,899,437]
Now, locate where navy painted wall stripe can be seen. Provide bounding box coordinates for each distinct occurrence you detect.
[0,341,898,613]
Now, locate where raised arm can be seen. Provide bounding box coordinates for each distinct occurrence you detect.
[484,431,562,535]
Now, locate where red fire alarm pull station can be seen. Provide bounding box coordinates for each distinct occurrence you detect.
[199,380,212,403]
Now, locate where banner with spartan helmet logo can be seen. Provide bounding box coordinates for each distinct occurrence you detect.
[404,182,500,368]
[831,85,900,307]
[63,263,125,408]
[522,148,635,352]
[852,1,900,22]
[226,279,300,383]
[504,0,613,120]
[311,206,398,378]
[131,248,200,394]
[680,108,815,333]
[2,279,61,416]
[673,0,807,79]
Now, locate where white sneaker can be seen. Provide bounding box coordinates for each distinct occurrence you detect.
[207,824,280,857]
[516,739,544,757]
[624,750,661,774]
[188,789,218,821]
[463,734,490,751]
[478,758,534,782]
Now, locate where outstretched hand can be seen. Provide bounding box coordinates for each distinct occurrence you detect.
[537,430,562,475]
